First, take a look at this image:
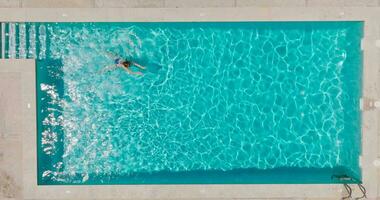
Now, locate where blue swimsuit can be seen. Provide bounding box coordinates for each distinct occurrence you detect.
[114,58,121,64]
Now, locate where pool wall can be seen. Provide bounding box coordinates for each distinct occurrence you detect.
[28,21,363,185]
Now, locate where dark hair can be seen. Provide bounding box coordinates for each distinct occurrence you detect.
[122,60,131,68]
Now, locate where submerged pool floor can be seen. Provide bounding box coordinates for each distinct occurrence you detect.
[2,22,363,184]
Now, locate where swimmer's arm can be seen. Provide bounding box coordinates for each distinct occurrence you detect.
[131,62,146,70]
[124,67,142,75]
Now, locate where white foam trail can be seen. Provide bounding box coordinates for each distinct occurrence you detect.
[8,23,16,58]
[39,25,46,59]
[28,24,36,58]
[19,23,26,58]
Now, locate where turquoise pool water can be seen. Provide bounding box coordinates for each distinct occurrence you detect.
[2,22,363,184]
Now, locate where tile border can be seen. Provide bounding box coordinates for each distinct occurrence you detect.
[0,7,376,22]
[1,0,380,8]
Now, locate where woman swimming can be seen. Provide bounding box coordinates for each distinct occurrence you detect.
[102,52,146,75]
[114,57,146,75]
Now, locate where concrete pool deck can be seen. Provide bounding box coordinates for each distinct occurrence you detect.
[0,5,379,200]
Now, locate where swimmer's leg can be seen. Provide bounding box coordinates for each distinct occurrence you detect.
[125,67,143,75]
[132,62,146,70]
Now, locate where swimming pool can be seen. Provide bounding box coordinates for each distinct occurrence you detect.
[1,22,363,184]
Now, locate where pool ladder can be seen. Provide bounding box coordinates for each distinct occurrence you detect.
[0,22,48,59]
[332,175,367,199]
[342,184,367,200]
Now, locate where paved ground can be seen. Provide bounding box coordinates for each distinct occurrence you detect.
[0,1,380,200]
[0,0,380,8]
[0,66,24,200]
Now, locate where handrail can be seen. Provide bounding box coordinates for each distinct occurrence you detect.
[342,184,352,200]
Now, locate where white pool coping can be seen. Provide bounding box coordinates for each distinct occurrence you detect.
[0,7,379,199]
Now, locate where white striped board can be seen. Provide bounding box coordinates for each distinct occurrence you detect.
[39,25,46,59]
[28,24,36,58]
[19,23,27,59]
[8,23,16,58]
